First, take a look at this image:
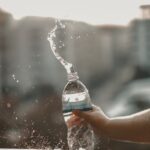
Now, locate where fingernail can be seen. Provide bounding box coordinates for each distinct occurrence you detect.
[73,110,80,115]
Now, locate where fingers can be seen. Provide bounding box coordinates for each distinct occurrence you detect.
[72,105,101,123]
[67,105,102,127]
[66,115,83,128]
[73,109,93,122]
[73,104,98,116]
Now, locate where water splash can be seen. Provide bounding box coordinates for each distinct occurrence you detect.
[22,129,52,149]
[12,74,19,83]
[67,124,94,150]
[47,20,75,75]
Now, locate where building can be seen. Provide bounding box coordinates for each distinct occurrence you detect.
[130,5,150,72]
[140,5,150,19]
[0,9,14,97]
[96,25,130,69]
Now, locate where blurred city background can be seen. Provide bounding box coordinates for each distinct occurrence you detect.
[0,0,150,149]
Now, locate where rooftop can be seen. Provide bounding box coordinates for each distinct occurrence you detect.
[140,5,150,9]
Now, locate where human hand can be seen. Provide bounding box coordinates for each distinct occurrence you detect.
[67,105,109,135]
[66,114,85,128]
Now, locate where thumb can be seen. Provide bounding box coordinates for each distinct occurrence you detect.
[73,110,92,121]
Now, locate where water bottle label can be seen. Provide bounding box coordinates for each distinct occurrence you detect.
[63,100,92,113]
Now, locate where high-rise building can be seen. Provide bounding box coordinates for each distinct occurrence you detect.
[130,5,150,72]
[140,5,150,19]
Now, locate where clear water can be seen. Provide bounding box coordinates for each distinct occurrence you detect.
[63,92,92,115]
[63,93,94,150]
[63,92,89,103]
[66,115,94,150]
[47,20,75,75]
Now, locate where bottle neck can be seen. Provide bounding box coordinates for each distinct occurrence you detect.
[67,72,79,81]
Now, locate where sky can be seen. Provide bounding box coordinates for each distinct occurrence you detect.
[0,0,150,25]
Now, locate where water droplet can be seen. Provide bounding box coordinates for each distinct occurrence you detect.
[76,35,81,39]
[7,103,11,108]
[32,130,35,133]
[35,99,39,103]
[18,135,21,139]
[12,74,19,83]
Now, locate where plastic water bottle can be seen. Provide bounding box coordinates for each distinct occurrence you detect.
[48,20,95,149]
[62,71,94,150]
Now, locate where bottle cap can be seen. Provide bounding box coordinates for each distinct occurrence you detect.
[67,72,79,81]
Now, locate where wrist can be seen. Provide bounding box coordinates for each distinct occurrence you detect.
[101,117,111,135]
[103,117,120,139]
[94,115,110,136]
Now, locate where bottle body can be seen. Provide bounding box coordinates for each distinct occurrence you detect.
[67,122,94,150]
[62,79,94,150]
[62,80,92,116]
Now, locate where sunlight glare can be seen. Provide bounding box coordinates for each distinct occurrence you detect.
[0,0,150,24]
